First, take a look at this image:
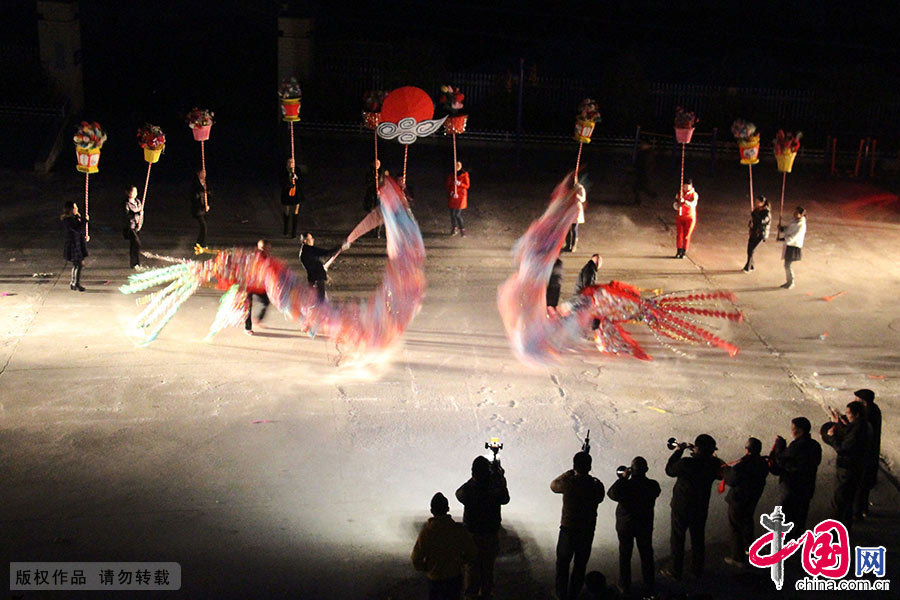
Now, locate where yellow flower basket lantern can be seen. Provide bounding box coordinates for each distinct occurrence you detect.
[574,119,596,144]
[738,138,760,165]
[143,146,164,164]
[776,150,797,173]
[75,147,101,174]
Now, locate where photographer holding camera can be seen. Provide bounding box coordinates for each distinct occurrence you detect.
[662,434,724,581]
[607,456,660,597]
[455,454,510,600]
[551,451,605,600]
[820,400,873,533]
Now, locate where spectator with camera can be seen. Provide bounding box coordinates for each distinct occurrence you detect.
[551,451,605,600]
[821,400,873,532]
[455,455,509,600]
[607,456,660,596]
[662,434,724,581]
[769,417,822,536]
[721,437,769,567]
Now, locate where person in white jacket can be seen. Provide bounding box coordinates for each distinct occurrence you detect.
[778,206,806,289]
[564,184,586,252]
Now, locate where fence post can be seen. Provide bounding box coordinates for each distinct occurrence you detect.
[516,57,524,167]
[853,138,864,177]
[710,127,717,176]
[670,137,678,172]
[632,125,641,164]
[830,137,837,176]
[870,138,877,178]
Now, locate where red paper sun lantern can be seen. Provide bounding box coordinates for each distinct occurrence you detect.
[380,86,434,124]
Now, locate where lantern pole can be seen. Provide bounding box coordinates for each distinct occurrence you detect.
[679,142,686,194]
[779,170,787,223]
[452,132,458,196]
[402,145,408,189]
[289,121,295,165]
[142,161,152,204]
[748,163,754,212]
[574,142,584,184]
[84,172,90,242]
[374,128,379,192]
[201,140,208,211]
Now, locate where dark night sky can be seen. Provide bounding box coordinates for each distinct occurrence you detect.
[4,0,898,109]
[2,0,898,162]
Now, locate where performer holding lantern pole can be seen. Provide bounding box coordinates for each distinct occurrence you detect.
[73,121,107,242]
[732,119,760,212]
[186,107,214,212]
[439,84,467,199]
[573,99,601,184]
[774,130,802,225]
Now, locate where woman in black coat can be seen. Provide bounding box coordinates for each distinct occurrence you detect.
[191,170,210,246]
[743,195,771,272]
[61,201,88,291]
[281,158,303,238]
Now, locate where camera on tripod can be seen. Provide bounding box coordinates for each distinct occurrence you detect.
[667,437,694,451]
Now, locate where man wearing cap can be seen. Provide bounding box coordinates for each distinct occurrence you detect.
[820,400,873,532]
[662,434,724,580]
[455,455,509,600]
[722,438,769,567]
[551,451,606,600]
[854,389,882,519]
[607,456,661,596]
[769,417,822,536]
[412,492,478,600]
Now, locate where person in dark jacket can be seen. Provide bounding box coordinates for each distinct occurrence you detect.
[769,417,822,536]
[411,492,478,600]
[124,186,144,268]
[575,254,601,294]
[546,257,563,311]
[281,158,303,238]
[742,195,770,272]
[853,389,882,519]
[191,169,210,246]
[551,451,605,600]
[662,434,724,580]
[61,201,88,291]
[607,456,660,596]
[722,437,769,566]
[821,400,872,532]
[299,233,345,303]
[455,455,509,600]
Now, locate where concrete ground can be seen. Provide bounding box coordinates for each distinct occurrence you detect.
[1,134,898,599]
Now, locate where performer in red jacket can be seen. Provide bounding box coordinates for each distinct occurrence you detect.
[673,180,698,259]
[447,162,471,237]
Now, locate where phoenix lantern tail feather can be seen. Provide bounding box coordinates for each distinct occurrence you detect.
[497,173,742,366]
[120,176,426,364]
